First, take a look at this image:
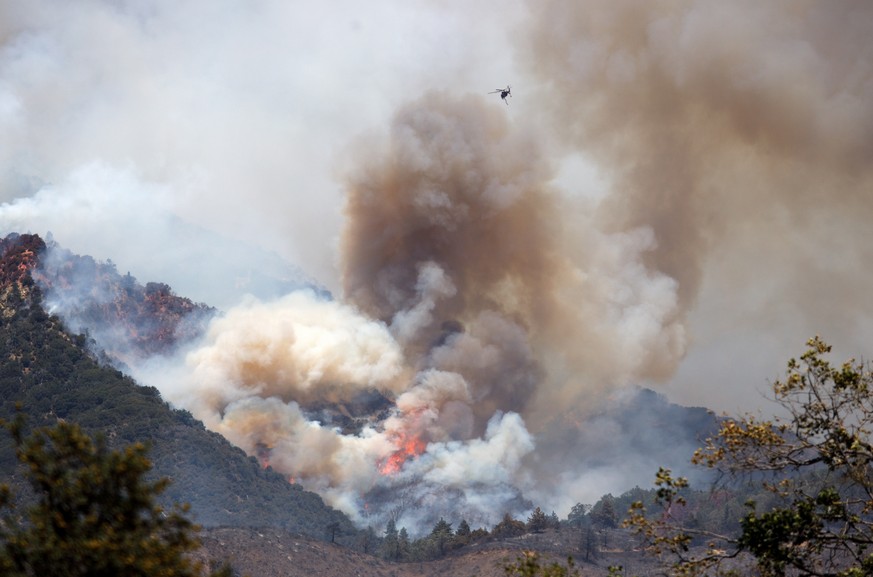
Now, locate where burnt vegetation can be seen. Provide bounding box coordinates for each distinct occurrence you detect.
[34,238,216,362]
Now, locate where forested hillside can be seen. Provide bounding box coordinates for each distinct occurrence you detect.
[0,233,357,542]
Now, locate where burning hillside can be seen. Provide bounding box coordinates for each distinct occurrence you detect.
[32,240,216,364]
[14,93,692,533]
[157,94,674,530]
[0,227,715,535]
[4,0,869,538]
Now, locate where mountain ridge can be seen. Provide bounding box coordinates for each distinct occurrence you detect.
[0,232,358,543]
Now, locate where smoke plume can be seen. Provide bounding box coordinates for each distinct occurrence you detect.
[128,90,689,529]
[342,92,686,421]
[3,0,873,531]
[520,0,873,406]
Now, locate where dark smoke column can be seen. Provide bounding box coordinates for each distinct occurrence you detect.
[340,91,557,429]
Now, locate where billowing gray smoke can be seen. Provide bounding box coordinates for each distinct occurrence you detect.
[524,0,873,306]
[3,0,872,533]
[133,90,687,530]
[344,90,688,415]
[519,0,873,408]
[342,92,551,427]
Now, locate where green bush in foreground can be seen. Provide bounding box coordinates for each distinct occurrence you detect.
[0,416,232,577]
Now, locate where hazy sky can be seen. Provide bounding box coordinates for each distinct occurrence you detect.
[0,0,521,285]
[3,0,873,417]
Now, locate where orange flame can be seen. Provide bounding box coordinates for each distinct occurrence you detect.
[256,444,272,469]
[379,431,427,475]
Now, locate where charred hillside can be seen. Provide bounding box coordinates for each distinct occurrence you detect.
[33,236,217,363]
[0,233,356,541]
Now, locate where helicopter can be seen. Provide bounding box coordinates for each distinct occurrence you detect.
[489,85,511,104]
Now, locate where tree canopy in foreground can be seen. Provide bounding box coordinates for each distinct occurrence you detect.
[0,416,231,577]
[626,337,873,577]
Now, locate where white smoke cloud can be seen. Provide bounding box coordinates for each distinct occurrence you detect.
[136,290,404,428]
[389,261,457,345]
[385,411,536,531]
[1,162,319,309]
[216,396,392,498]
[416,412,534,488]
[129,284,539,528]
[184,291,408,406]
[0,162,176,254]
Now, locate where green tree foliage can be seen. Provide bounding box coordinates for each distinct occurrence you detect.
[397,527,411,559]
[455,519,472,547]
[325,521,342,544]
[582,525,599,562]
[379,519,400,560]
[395,517,491,562]
[428,518,455,556]
[566,503,591,527]
[590,494,618,529]
[0,417,231,577]
[547,511,561,530]
[492,512,527,539]
[357,526,378,555]
[626,338,873,576]
[527,506,549,533]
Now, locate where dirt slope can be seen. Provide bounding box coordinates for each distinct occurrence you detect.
[198,526,658,577]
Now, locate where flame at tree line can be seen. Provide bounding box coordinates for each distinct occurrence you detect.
[255,425,426,478]
[379,431,428,476]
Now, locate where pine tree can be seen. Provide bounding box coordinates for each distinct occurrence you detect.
[455,519,472,546]
[0,417,230,577]
[548,511,561,530]
[566,503,591,527]
[527,506,549,533]
[358,526,378,554]
[380,519,400,561]
[492,513,526,538]
[591,495,618,529]
[397,527,410,560]
[429,518,454,556]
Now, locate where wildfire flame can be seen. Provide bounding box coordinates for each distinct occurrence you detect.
[256,443,272,469]
[379,431,427,475]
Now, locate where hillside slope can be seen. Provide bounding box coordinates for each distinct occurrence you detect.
[195,525,660,577]
[0,233,357,542]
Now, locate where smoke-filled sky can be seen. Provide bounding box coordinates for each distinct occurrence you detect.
[3,0,873,526]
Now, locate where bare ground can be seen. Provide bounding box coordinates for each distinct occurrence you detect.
[197,526,666,577]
